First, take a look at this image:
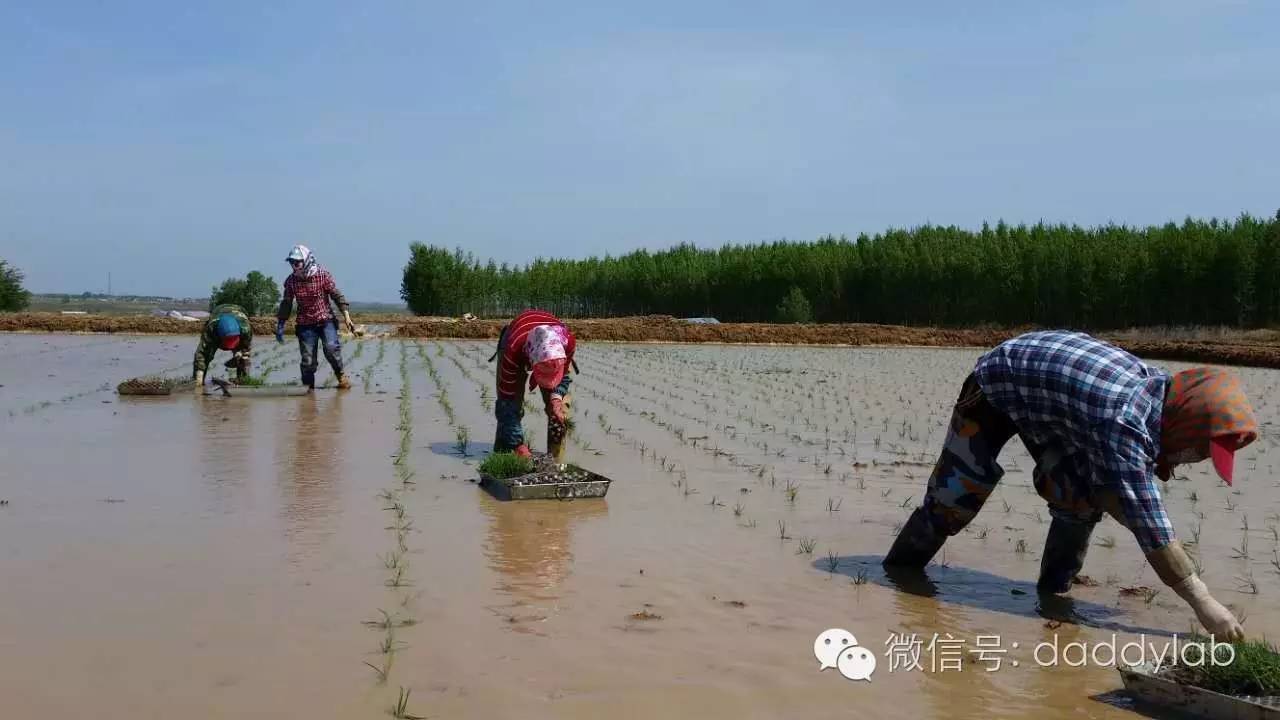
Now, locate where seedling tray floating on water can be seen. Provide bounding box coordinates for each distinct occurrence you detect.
[204,379,310,397]
[478,455,612,501]
[116,376,197,396]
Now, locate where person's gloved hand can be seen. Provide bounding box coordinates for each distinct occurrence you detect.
[1172,574,1245,641]
[548,394,566,424]
[514,444,532,459]
[275,320,285,343]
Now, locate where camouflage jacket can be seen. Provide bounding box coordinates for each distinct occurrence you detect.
[193,304,253,376]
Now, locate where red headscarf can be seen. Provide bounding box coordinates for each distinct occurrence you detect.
[1157,367,1258,485]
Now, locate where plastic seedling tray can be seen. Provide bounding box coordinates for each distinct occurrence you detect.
[478,454,612,501]
[1118,660,1280,719]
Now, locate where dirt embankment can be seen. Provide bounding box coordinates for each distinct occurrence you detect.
[392,314,1025,347]
[0,313,299,336]
[6,311,1280,369]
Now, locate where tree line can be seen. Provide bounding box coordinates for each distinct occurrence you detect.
[400,212,1280,328]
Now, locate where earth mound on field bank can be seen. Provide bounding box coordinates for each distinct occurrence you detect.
[6,311,1280,369]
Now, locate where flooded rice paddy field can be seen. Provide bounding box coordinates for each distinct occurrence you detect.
[2,333,1279,719]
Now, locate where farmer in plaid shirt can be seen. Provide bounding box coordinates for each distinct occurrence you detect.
[275,245,357,390]
[884,331,1258,641]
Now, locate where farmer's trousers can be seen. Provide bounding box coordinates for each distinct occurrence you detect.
[911,373,1116,590]
[297,320,343,388]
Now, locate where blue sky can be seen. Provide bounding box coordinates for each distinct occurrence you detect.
[1,1,1277,301]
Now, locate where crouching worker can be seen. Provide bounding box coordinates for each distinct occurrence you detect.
[883,330,1258,641]
[193,304,253,391]
[490,309,577,459]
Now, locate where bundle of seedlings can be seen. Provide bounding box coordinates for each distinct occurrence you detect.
[1159,637,1280,699]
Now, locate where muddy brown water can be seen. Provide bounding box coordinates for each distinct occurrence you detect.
[2,334,1278,719]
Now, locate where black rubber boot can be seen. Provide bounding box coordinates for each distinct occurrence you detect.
[1037,517,1095,594]
[883,507,948,568]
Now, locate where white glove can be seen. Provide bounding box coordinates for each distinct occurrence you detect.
[1172,575,1244,641]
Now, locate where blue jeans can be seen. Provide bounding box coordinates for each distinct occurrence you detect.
[297,320,343,387]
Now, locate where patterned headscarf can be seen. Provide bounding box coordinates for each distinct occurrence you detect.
[525,324,568,390]
[1157,367,1258,485]
[287,244,320,278]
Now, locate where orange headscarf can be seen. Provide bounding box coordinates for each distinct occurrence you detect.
[1157,367,1258,485]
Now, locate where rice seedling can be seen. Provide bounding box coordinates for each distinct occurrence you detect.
[778,521,791,540]
[362,610,418,631]
[733,502,744,517]
[363,655,393,685]
[826,497,842,512]
[708,495,725,508]
[1097,535,1116,549]
[881,488,892,499]
[1225,496,1238,512]
[454,425,470,456]
[899,495,913,508]
[853,568,869,585]
[1142,587,1160,604]
[1235,568,1258,594]
[378,626,407,654]
[1002,499,1012,513]
[785,481,799,504]
[1015,539,1028,554]
[825,549,840,572]
[976,526,990,540]
[797,537,817,555]
[386,566,411,588]
[1232,530,1250,560]
[390,686,426,720]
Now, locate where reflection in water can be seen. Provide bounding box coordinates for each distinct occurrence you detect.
[886,571,1004,720]
[480,495,608,611]
[275,394,344,547]
[197,393,254,507]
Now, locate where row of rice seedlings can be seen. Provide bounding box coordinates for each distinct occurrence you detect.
[362,338,388,393]
[365,340,420,708]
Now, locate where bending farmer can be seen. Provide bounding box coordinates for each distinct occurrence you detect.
[883,330,1258,641]
[193,304,253,390]
[275,244,357,390]
[491,309,577,459]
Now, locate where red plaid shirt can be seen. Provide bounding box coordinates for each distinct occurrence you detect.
[279,269,349,326]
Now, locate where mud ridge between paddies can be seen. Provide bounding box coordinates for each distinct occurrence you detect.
[5,311,1280,369]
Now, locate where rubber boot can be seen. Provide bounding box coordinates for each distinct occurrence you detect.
[883,507,948,568]
[1037,517,1095,594]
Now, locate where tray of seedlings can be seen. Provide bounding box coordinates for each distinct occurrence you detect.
[116,374,197,396]
[477,451,612,501]
[204,376,311,397]
[1117,637,1280,719]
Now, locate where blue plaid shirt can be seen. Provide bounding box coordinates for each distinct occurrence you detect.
[973,331,1174,553]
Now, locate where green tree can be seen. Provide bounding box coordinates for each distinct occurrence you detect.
[775,286,813,323]
[210,271,281,316]
[0,260,32,311]
[397,211,1280,328]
